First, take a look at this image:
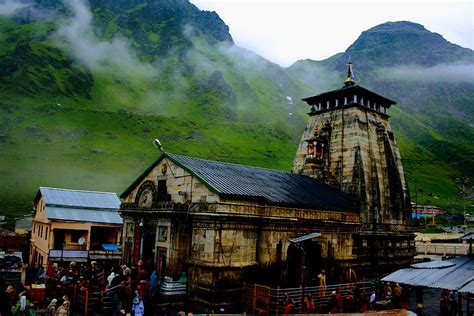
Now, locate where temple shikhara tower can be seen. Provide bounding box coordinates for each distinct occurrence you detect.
[293,63,411,227]
[293,63,413,267]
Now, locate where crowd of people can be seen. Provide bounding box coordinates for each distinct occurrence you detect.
[282,281,409,315]
[439,289,462,316]
[2,258,469,315]
[0,259,169,316]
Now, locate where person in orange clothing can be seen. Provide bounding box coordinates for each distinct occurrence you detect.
[304,294,315,313]
[317,269,326,298]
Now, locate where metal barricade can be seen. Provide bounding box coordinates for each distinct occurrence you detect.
[243,281,373,314]
[253,284,271,314]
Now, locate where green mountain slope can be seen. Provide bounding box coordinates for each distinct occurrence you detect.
[0,0,310,224]
[287,21,474,212]
[0,2,472,223]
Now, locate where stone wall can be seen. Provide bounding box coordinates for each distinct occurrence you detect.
[123,158,219,205]
[293,105,411,229]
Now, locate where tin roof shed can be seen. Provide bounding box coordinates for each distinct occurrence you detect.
[36,187,120,210]
[382,255,474,294]
[35,187,122,225]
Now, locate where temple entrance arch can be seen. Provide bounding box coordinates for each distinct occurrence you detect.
[286,240,322,287]
[140,226,156,266]
[287,243,302,286]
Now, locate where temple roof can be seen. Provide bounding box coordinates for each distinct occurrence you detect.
[122,153,357,211]
[302,85,396,108]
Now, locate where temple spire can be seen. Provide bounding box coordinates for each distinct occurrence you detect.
[344,62,355,87]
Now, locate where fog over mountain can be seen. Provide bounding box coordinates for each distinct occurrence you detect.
[0,0,472,224]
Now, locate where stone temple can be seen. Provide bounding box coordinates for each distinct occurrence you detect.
[293,63,414,272]
[119,64,415,310]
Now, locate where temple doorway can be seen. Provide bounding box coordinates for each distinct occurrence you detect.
[287,241,322,287]
[141,226,156,266]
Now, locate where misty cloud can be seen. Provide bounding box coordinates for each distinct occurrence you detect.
[55,0,152,78]
[0,0,30,16]
[383,63,474,83]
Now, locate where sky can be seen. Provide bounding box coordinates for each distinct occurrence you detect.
[190,0,474,67]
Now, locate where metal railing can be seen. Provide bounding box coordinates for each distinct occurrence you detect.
[243,281,373,314]
[0,270,22,287]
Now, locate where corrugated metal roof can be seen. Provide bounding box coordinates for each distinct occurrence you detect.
[39,187,120,209]
[458,279,474,293]
[166,154,356,211]
[411,261,456,269]
[290,232,322,243]
[460,232,474,240]
[382,256,474,293]
[45,206,123,224]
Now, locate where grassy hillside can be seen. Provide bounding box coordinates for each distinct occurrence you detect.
[0,99,297,224]
[1,4,472,224]
[0,0,311,225]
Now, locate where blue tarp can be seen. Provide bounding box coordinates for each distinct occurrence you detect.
[411,213,463,219]
[102,244,120,251]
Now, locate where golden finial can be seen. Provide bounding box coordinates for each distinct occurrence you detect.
[344,62,355,86]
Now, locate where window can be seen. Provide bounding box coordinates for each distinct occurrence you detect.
[45,227,48,240]
[157,180,170,201]
[71,231,82,243]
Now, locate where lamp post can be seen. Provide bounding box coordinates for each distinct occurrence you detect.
[139,218,144,259]
[413,179,425,227]
[415,178,418,223]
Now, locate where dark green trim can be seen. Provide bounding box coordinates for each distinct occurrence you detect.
[120,154,165,198]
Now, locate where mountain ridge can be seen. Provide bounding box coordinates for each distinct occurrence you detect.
[287,20,474,212]
[0,2,472,223]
